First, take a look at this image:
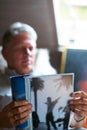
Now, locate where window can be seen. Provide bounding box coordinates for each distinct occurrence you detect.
[70,0,87,6]
[53,0,87,49]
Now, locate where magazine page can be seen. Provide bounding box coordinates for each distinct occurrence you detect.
[30,73,74,130]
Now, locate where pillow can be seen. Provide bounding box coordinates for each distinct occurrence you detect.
[0,46,7,73]
[33,49,57,75]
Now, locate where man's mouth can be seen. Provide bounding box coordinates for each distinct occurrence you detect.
[22,59,32,65]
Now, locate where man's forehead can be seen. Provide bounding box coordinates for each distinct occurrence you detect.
[11,32,33,41]
[10,33,36,47]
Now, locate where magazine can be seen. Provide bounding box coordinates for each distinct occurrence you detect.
[10,74,32,130]
[10,73,74,130]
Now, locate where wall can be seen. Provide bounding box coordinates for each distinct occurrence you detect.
[0,0,58,50]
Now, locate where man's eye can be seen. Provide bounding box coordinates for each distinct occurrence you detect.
[29,47,33,51]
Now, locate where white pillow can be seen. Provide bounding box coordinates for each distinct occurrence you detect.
[33,48,57,75]
[0,46,7,73]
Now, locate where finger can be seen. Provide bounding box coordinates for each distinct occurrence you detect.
[71,91,87,98]
[13,109,31,121]
[71,103,87,111]
[10,103,32,116]
[11,100,30,107]
[69,96,87,106]
[69,101,87,117]
[4,100,29,112]
[14,115,29,126]
[70,105,87,117]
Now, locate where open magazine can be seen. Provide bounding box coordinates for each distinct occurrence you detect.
[10,73,74,130]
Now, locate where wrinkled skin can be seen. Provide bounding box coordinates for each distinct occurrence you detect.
[0,100,32,128]
[69,91,87,117]
[69,91,87,128]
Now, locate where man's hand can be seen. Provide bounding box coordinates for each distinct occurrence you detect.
[69,91,87,128]
[69,91,87,117]
[0,100,32,128]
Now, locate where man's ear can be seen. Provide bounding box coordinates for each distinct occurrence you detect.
[1,49,8,60]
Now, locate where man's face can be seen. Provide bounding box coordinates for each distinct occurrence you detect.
[3,32,37,74]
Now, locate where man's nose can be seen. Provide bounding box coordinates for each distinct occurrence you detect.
[24,48,31,55]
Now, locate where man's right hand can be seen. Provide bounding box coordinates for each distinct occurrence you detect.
[0,100,32,128]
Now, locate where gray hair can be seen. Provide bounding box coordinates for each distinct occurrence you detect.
[1,22,38,48]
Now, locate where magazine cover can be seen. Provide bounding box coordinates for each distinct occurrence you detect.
[10,73,74,130]
[30,73,74,130]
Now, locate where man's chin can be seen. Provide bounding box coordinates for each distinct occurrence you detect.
[21,68,33,75]
[15,65,33,75]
